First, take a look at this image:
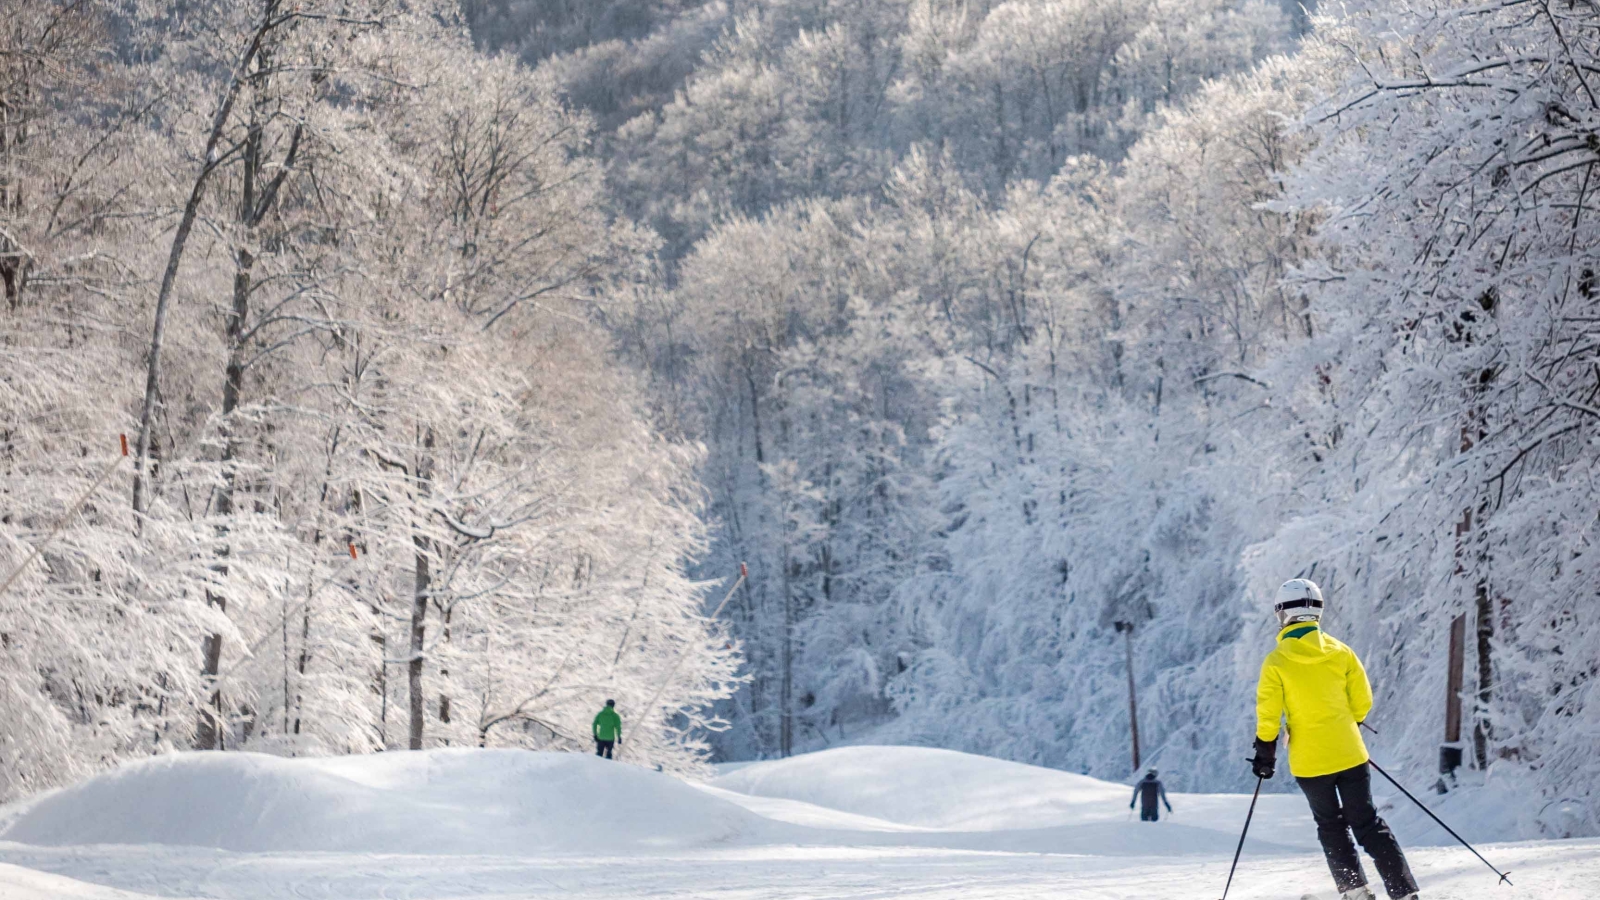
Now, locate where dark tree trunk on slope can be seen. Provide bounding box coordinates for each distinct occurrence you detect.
[408,428,435,750]
[780,543,793,758]
[196,242,253,750]
[132,5,280,516]
[1472,580,1495,769]
[408,543,429,749]
[194,42,304,746]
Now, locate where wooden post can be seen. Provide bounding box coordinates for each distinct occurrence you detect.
[1440,613,1466,786]
[1115,621,1141,772]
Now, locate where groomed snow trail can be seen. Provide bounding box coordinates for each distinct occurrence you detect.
[0,747,1594,899]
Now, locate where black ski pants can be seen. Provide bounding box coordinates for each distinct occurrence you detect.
[595,738,614,759]
[1296,762,1417,898]
[1139,806,1159,822]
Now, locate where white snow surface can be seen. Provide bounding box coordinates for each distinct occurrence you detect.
[0,746,1595,899]
[0,749,777,854]
[0,864,159,900]
[710,745,1127,830]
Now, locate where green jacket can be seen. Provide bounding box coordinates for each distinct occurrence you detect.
[593,707,622,742]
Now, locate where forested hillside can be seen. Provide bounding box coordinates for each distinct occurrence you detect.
[494,0,1596,827]
[0,0,737,798]
[4,0,1598,836]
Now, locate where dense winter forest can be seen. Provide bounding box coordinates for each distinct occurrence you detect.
[3,0,1598,833]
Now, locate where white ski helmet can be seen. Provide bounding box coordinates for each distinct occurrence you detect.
[1274,578,1324,627]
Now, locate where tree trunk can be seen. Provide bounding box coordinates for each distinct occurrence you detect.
[1,81,30,309]
[1472,580,1494,769]
[193,50,270,741]
[292,594,311,736]
[408,429,435,750]
[196,621,226,749]
[746,363,765,464]
[195,241,255,749]
[408,539,430,750]
[438,605,452,741]
[780,539,793,758]
[373,629,388,747]
[132,18,272,515]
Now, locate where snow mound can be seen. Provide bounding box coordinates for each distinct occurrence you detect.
[710,745,1135,831]
[0,745,1310,861]
[0,749,781,854]
[705,746,1308,856]
[0,863,162,899]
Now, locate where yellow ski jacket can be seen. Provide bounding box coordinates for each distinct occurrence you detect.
[1255,623,1373,778]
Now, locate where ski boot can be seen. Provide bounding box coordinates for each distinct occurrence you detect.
[1339,887,1376,900]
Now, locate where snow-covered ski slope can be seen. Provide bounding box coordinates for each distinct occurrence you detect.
[0,746,1593,899]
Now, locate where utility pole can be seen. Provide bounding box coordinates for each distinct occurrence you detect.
[1114,620,1141,772]
[1443,406,1491,789]
[781,551,793,759]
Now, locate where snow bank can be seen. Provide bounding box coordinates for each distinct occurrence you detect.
[0,863,159,899]
[706,745,1312,856]
[0,749,782,854]
[1378,765,1600,844]
[0,745,1308,861]
[710,745,1136,830]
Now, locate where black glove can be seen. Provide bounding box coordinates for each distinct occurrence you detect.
[1249,737,1277,780]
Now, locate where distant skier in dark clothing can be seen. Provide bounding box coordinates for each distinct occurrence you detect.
[594,699,621,759]
[1252,578,1419,900]
[1130,769,1172,821]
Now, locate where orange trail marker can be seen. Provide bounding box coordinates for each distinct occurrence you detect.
[348,542,358,560]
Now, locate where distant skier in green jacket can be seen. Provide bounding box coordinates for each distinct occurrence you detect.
[593,699,622,759]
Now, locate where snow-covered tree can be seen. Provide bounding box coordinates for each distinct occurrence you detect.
[1250,0,1600,820]
[0,0,741,799]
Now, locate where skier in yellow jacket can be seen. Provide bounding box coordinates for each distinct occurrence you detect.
[1250,579,1419,900]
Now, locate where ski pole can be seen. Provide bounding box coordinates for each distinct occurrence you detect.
[1367,757,1513,885]
[1218,775,1263,900]
[1358,723,1512,885]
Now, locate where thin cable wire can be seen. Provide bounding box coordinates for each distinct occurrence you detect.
[0,436,129,598]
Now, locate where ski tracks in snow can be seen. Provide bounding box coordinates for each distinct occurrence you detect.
[0,747,1596,899]
[2,841,1598,900]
